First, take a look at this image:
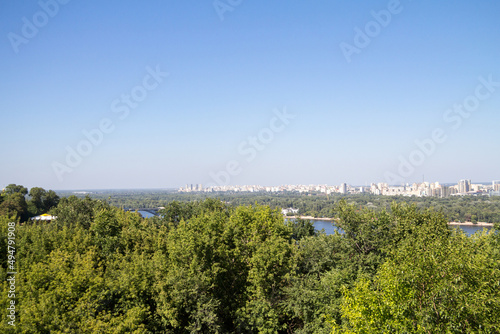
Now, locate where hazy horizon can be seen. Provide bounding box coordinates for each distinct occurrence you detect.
[2,1,499,190]
[26,180,500,193]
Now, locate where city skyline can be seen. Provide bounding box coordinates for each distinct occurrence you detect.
[179,179,500,197]
[1,1,500,190]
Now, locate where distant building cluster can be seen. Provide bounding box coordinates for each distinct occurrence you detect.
[369,180,487,197]
[180,184,203,192]
[179,180,500,197]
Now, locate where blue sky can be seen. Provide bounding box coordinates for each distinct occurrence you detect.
[1,0,499,190]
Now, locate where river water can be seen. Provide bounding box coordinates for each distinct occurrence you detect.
[312,220,493,236]
[138,210,155,218]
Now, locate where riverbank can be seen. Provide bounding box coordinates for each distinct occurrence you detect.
[448,221,494,227]
[285,216,337,221]
[286,216,494,227]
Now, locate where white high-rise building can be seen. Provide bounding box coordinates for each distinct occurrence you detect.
[493,180,500,191]
[458,179,471,194]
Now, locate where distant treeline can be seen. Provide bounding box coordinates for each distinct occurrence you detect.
[60,189,500,224]
[1,195,499,333]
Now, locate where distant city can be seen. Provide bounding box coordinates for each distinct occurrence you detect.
[180,180,500,198]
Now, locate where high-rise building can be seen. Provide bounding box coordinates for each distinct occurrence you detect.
[493,180,500,192]
[458,179,471,194]
[339,183,347,194]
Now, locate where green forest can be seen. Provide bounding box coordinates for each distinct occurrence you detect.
[1,185,500,333]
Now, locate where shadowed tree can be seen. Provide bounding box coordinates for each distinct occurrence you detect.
[27,187,60,216]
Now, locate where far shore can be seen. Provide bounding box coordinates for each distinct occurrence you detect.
[448,221,494,227]
[285,216,337,221]
[286,215,494,227]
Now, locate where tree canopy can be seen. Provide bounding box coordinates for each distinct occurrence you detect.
[0,191,498,333]
[0,184,60,221]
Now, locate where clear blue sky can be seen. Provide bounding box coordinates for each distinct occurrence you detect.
[1,0,499,190]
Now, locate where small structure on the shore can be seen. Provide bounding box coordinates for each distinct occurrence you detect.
[31,213,57,222]
[282,207,299,215]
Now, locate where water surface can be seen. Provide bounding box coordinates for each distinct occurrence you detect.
[313,220,493,236]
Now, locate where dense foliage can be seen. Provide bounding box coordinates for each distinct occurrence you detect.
[336,230,500,333]
[0,189,499,333]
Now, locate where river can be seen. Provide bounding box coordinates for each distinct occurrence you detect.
[312,220,493,236]
[138,210,156,218]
